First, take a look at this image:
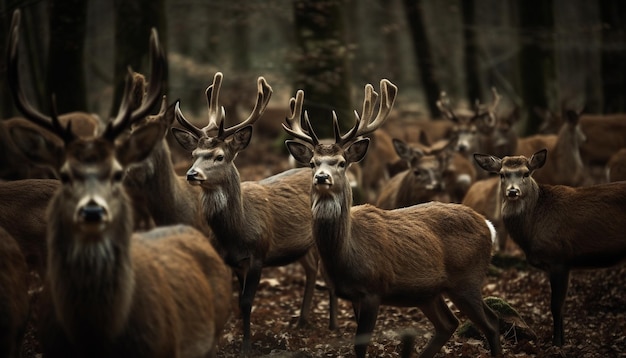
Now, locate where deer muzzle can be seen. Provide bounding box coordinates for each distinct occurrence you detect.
[75,197,110,225]
[314,172,332,189]
[186,168,206,185]
[505,187,521,200]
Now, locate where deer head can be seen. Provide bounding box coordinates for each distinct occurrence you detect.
[171,72,272,187]
[284,79,397,206]
[7,10,166,235]
[436,89,499,154]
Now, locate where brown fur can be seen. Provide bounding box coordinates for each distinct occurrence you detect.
[0,179,58,276]
[285,81,501,358]
[475,149,626,347]
[606,147,626,182]
[0,226,29,358]
[171,73,337,355]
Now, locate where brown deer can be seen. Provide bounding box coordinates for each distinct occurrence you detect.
[122,77,210,235]
[464,110,587,252]
[0,226,29,358]
[474,148,626,348]
[8,13,232,357]
[375,136,454,209]
[171,72,338,355]
[284,79,501,358]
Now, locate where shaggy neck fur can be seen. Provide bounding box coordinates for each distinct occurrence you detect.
[47,188,135,349]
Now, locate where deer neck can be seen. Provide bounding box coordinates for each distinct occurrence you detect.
[500,180,541,253]
[553,127,584,184]
[46,191,135,345]
[200,164,248,254]
[311,181,354,274]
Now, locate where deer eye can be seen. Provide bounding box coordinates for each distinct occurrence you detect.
[112,170,124,182]
[338,161,346,168]
[215,154,224,162]
[523,172,530,178]
[59,172,71,184]
[309,161,315,168]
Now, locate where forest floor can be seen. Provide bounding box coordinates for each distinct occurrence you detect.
[21,246,626,357]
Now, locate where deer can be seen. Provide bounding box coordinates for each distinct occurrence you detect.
[170,72,338,355]
[375,135,455,209]
[0,226,30,358]
[463,109,587,252]
[474,148,626,349]
[121,73,210,235]
[7,12,232,357]
[283,79,502,358]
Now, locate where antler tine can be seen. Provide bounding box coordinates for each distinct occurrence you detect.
[339,79,397,146]
[436,91,458,120]
[7,9,73,141]
[203,72,224,133]
[174,101,204,138]
[490,87,502,114]
[282,90,318,145]
[107,28,165,140]
[219,75,273,139]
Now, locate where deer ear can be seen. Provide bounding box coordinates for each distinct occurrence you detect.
[285,140,313,165]
[529,149,547,171]
[9,125,64,170]
[230,125,252,153]
[473,153,502,173]
[392,138,413,162]
[116,121,164,166]
[345,137,370,164]
[171,127,199,152]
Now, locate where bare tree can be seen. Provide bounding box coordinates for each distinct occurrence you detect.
[292,0,352,139]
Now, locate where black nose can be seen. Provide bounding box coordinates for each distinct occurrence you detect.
[315,173,330,185]
[186,169,198,181]
[79,204,106,222]
[506,188,520,198]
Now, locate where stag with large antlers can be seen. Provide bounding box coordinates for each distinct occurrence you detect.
[284,80,501,358]
[171,72,338,355]
[7,11,231,357]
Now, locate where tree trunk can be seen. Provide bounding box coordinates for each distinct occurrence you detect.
[600,0,626,113]
[111,0,167,120]
[462,0,482,104]
[517,1,556,135]
[293,0,352,139]
[47,0,88,114]
[402,0,441,119]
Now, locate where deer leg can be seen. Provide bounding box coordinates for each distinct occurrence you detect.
[353,295,380,358]
[296,250,317,328]
[235,261,263,356]
[418,295,459,358]
[448,288,502,356]
[549,267,570,347]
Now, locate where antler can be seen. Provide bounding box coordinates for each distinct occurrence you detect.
[336,78,398,146]
[105,28,166,140]
[282,90,318,145]
[436,91,459,121]
[7,9,71,141]
[174,72,272,140]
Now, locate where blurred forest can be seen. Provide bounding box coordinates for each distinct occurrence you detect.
[0,0,625,136]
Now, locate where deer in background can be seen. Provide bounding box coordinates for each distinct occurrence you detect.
[474,149,626,349]
[284,79,501,358]
[171,72,338,355]
[0,226,29,358]
[8,14,232,357]
[375,135,455,209]
[537,108,626,184]
[463,109,586,252]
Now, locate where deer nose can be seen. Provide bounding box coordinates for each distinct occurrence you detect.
[506,188,520,198]
[314,173,331,185]
[78,200,108,223]
[186,168,205,182]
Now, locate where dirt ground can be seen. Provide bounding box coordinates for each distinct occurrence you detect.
[22,247,626,358]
